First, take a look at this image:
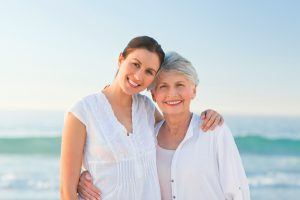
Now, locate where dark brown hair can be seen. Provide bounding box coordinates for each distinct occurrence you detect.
[122,36,165,67]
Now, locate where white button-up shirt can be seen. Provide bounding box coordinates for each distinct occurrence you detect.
[156,113,250,200]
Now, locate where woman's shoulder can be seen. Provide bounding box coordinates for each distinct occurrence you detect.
[134,93,152,102]
[134,93,155,110]
[191,113,231,137]
[80,92,101,103]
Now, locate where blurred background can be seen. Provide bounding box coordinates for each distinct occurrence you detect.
[0,0,299,199]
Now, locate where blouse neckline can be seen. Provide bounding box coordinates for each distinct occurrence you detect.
[98,91,136,136]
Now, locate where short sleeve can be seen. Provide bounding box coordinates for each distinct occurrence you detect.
[216,124,250,200]
[65,99,88,126]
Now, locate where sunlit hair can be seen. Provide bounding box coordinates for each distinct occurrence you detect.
[122,36,165,66]
[148,51,199,90]
[115,36,165,77]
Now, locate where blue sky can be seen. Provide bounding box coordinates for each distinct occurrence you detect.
[0,0,299,116]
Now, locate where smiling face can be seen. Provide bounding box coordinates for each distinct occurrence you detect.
[151,70,196,115]
[116,48,161,95]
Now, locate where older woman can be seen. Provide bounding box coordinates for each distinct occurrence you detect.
[152,52,250,199]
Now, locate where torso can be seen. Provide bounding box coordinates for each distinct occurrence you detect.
[155,114,226,199]
[75,92,160,200]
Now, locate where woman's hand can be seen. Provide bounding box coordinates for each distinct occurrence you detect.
[200,109,224,132]
[77,171,101,200]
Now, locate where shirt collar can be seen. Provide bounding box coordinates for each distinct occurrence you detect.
[180,113,202,144]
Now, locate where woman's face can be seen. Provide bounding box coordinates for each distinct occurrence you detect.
[116,48,161,95]
[152,71,196,115]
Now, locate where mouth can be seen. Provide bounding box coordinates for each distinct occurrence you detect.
[164,100,183,106]
[127,78,141,88]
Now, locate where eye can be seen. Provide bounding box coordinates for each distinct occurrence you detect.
[159,85,166,89]
[133,63,140,68]
[146,70,154,76]
[177,83,185,87]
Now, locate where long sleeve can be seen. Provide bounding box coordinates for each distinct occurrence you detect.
[216,124,251,200]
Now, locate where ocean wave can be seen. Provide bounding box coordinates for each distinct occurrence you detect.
[0,137,61,155]
[0,135,300,155]
[249,172,300,188]
[235,135,300,156]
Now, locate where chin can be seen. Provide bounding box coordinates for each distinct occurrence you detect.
[162,109,184,115]
[123,85,144,95]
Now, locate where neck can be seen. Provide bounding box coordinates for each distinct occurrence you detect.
[163,111,192,137]
[103,80,132,107]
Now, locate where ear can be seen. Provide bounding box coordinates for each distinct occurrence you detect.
[151,90,156,102]
[191,85,197,99]
[118,53,125,68]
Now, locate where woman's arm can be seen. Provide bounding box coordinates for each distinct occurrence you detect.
[217,124,250,199]
[60,113,87,200]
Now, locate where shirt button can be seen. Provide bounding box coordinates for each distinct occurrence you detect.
[171,179,174,182]
[173,195,176,199]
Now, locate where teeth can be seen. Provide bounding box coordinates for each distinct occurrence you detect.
[166,100,182,105]
[128,79,139,87]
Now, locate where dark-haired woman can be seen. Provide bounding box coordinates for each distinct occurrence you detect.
[60,36,223,200]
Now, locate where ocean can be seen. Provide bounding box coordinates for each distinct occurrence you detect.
[0,111,299,200]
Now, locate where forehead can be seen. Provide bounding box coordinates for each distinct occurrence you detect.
[156,70,189,83]
[127,48,160,69]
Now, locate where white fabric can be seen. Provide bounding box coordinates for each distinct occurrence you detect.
[156,144,175,200]
[68,92,160,200]
[155,113,250,200]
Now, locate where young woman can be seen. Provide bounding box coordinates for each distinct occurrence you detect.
[60,36,224,200]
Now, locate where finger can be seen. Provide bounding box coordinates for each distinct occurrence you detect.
[200,111,206,120]
[78,186,99,200]
[79,172,101,196]
[83,179,101,196]
[209,116,220,130]
[79,172,101,199]
[203,113,218,131]
[80,171,93,183]
[80,178,102,199]
[218,116,224,125]
[79,182,101,200]
[201,110,214,129]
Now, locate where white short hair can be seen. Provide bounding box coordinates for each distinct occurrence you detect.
[149,51,199,90]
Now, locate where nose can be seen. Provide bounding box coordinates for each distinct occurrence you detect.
[168,87,177,97]
[134,69,143,81]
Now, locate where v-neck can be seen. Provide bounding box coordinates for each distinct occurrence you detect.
[98,91,135,136]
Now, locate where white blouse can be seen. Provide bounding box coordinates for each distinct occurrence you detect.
[156,144,175,200]
[68,92,161,200]
[155,113,250,200]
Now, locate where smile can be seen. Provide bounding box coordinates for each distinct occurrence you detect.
[127,78,140,88]
[165,100,183,105]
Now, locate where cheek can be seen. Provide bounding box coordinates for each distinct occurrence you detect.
[144,76,155,85]
[153,91,163,102]
[180,88,194,99]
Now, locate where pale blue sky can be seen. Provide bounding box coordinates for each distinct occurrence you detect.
[0,0,299,116]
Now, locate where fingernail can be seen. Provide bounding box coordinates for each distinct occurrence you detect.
[85,173,91,180]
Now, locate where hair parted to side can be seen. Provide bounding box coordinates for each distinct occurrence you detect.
[122,36,165,66]
[148,51,199,90]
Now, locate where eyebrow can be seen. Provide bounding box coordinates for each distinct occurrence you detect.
[158,80,185,85]
[132,58,158,74]
[132,58,142,64]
